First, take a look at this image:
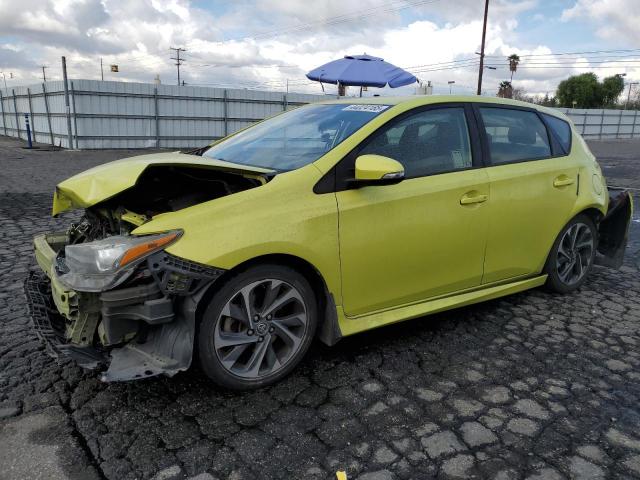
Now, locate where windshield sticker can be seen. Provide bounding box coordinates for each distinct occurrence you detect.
[342,104,391,113]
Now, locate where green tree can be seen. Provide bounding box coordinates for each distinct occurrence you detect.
[556,72,625,108]
[601,74,625,106]
[539,93,557,107]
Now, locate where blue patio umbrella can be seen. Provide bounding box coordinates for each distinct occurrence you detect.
[306,54,417,93]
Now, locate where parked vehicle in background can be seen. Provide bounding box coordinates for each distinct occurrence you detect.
[25,96,632,389]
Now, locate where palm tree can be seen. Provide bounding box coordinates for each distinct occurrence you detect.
[508,54,520,82]
[498,81,513,98]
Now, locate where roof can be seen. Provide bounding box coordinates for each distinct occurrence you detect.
[318,95,567,120]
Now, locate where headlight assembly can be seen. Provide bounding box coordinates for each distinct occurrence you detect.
[57,230,182,292]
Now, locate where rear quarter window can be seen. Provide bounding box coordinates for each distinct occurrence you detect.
[542,114,572,155]
[479,107,552,165]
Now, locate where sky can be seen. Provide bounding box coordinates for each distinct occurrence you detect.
[0,0,639,97]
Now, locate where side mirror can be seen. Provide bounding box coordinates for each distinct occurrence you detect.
[353,154,405,186]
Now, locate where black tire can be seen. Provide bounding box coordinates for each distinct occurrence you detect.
[198,264,317,390]
[543,214,597,294]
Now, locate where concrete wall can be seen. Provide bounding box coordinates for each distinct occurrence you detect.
[0,80,334,149]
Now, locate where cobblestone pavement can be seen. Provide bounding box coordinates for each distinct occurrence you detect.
[1,136,640,480]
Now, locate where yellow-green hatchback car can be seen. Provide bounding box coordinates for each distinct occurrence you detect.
[26,96,632,389]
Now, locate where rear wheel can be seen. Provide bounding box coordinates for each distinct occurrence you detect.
[544,214,597,293]
[198,264,317,390]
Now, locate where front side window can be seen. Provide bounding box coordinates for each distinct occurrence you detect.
[360,107,473,178]
[542,113,572,154]
[480,108,551,164]
[203,104,391,171]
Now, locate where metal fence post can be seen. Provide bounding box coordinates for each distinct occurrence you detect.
[599,110,605,140]
[631,109,638,139]
[62,56,74,149]
[615,109,623,138]
[26,87,34,142]
[283,93,288,111]
[12,89,21,139]
[0,90,6,136]
[70,81,79,149]
[42,83,54,146]
[154,87,160,148]
[223,89,228,137]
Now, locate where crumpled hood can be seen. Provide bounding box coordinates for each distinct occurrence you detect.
[52,151,275,215]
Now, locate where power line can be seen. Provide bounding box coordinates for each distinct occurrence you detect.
[402,57,480,69]
[489,59,640,66]
[505,65,640,70]
[244,0,443,42]
[60,0,449,79]
[485,48,640,59]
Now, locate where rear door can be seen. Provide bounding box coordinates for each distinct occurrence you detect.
[335,104,490,317]
[475,105,579,284]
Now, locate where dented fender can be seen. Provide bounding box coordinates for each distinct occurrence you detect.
[52,152,275,216]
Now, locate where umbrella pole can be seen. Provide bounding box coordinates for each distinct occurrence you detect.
[359,86,362,97]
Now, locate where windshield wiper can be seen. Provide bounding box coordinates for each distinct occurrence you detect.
[182,145,211,156]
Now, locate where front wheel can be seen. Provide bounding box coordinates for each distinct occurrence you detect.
[198,264,317,390]
[544,214,597,293]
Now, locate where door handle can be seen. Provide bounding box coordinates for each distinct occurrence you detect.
[460,192,488,205]
[553,175,575,188]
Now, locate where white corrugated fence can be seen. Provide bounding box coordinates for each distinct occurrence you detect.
[2,80,639,149]
[556,108,640,140]
[0,80,334,149]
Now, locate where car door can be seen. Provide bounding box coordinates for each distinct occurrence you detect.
[335,104,490,317]
[475,105,580,284]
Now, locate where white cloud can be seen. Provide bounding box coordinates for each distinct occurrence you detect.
[562,0,640,43]
[0,0,634,98]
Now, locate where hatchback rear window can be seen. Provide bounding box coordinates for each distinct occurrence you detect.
[480,108,551,165]
[542,114,572,154]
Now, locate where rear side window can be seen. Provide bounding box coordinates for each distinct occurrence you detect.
[542,114,572,154]
[479,108,551,165]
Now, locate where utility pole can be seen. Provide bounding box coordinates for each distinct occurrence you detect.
[476,0,490,96]
[1,72,7,90]
[61,56,74,149]
[41,66,48,82]
[170,47,186,86]
[100,58,104,81]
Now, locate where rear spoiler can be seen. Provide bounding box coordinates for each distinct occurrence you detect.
[595,188,633,269]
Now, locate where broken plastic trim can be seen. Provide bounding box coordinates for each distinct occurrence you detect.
[101,286,209,381]
[24,269,107,368]
[595,188,633,269]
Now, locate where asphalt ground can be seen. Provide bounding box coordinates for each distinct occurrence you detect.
[1,135,639,480]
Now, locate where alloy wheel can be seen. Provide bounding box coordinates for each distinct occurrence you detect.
[213,279,309,379]
[555,222,594,286]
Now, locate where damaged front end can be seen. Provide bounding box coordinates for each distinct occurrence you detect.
[26,227,224,381]
[25,155,273,381]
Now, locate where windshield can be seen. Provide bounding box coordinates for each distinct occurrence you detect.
[203,103,391,171]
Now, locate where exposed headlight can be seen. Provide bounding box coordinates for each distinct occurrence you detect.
[57,230,182,292]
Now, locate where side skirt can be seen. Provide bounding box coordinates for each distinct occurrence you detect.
[338,275,547,337]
